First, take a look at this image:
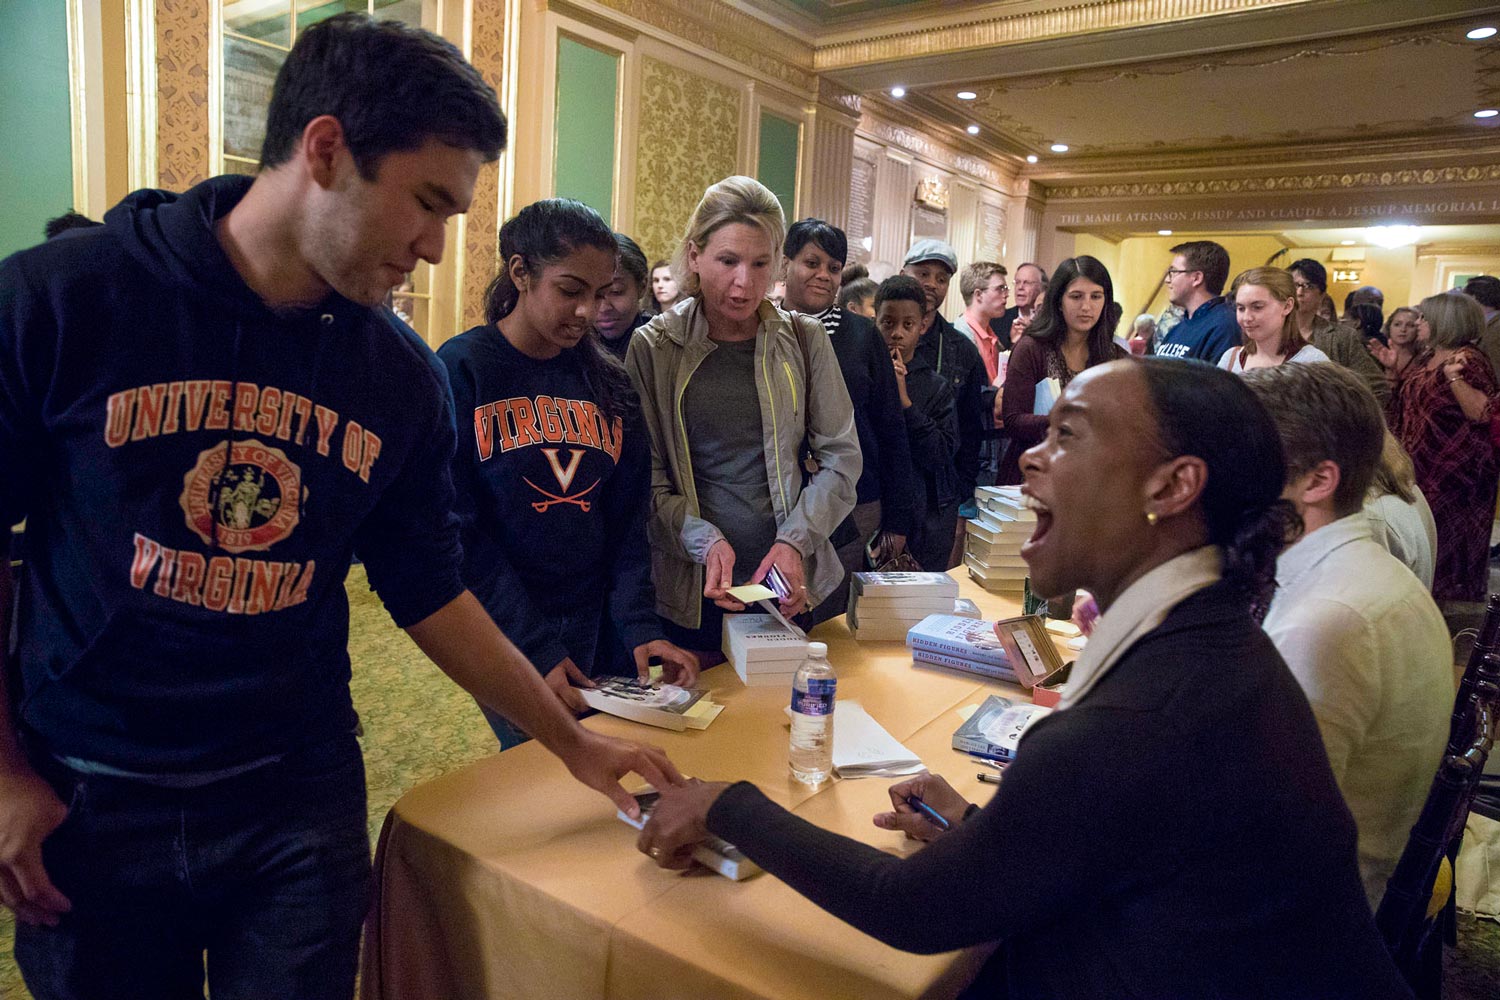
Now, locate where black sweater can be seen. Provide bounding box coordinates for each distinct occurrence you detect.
[900,352,958,510]
[913,312,986,503]
[437,326,660,676]
[708,581,1411,999]
[826,311,916,535]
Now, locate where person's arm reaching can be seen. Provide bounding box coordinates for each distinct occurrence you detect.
[404,593,683,815]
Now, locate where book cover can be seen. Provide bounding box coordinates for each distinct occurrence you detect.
[911,648,1018,684]
[967,568,1026,593]
[618,791,760,880]
[965,533,1027,555]
[975,486,1038,522]
[963,554,1028,580]
[723,613,808,667]
[906,614,1009,666]
[850,571,960,598]
[579,677,723,732]
[962,548,1029,570]
[951,695,1052,759]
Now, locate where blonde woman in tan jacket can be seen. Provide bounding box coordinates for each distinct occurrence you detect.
[626,177,860,656]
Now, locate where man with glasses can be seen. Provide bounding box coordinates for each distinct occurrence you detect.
[991,261,1045,348]
[953,262,1010,382]
[1153,240,1241,362]
[1289,259,1387,402]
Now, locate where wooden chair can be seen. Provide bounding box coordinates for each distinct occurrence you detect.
[1376,625,1500,999]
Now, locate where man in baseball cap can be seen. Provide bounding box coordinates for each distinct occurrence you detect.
[900,239,986,566]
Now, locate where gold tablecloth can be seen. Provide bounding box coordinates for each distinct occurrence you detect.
[360,574,1061,1000]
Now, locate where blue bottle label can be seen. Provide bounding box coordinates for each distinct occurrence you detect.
[791,678,836,716]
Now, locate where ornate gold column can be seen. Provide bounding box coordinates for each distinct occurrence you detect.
[460,0,508,332]
[154,0,210,191]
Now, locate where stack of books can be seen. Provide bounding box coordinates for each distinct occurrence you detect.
[906,613,1018,683]
[846,571,964,642]
[964,486,1033,594]
[722,613,808,687]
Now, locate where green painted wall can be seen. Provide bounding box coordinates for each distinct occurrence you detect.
[757,112,799,223]
[0,1,74,259]
[554,36,618,220]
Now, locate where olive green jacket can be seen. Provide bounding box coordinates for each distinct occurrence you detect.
[625,298,861,628]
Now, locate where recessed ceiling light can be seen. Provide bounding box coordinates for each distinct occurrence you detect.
[956,91,977,100]
[890,86,906,98]
[1026,154,1038,163]
[1476,109,1499,118]
[1341,239,1356,245]
[1050,143,1069,153]
[966,124,980,135]
[1468,26,1497,40]
[1157,230,1173,236]
[1367,225,1421,248]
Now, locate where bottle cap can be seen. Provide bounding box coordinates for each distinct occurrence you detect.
[808,641,828,657]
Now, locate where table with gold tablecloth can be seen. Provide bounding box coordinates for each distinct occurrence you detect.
[360,573,1064,1000]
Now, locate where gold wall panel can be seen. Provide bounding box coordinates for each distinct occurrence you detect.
[155,0,210,190]
[463,0,508,331]
[633,57,741,264]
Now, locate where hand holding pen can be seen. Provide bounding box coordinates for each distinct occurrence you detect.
[872,772,971,842]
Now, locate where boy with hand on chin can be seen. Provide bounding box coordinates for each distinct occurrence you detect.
[875,276,959,572]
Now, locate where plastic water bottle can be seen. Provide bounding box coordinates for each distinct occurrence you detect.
[789,641,836,784]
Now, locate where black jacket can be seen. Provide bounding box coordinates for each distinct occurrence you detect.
[826,311,915,535]
[913,312,985,503]
[709,580,1412,999]
[900,353,958,511]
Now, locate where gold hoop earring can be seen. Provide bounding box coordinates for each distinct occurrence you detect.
[1145,511,1159,526]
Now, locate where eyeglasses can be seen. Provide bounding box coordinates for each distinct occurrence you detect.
[1292,281,1318,293]
[1163,268,1197,280]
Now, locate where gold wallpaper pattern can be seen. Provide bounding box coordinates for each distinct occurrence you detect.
[633,58,741,264]
[463,1,507,331]
[155,0,211,190]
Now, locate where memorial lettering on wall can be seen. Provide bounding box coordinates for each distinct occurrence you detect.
[847,156,876,266]
[979,203,1006,261]
[912,203,948,242]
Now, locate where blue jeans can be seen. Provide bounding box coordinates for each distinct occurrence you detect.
[16,735,371,1000]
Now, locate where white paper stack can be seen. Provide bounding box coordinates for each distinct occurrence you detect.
[722,613,808,687]
[965,487,1033,593]
[831,702,925,778]
[847,571,962,641]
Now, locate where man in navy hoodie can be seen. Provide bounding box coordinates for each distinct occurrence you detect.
[0,15,679,999]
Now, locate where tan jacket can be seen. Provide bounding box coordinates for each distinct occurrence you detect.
[1309,316,1388,403]
[625,298,860,628]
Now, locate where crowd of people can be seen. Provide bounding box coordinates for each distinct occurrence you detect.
[0,13,1490,999]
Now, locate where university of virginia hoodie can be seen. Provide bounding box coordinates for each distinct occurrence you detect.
[0,176,464,775]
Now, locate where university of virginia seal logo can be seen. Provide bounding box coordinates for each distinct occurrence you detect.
[180,439,304,553]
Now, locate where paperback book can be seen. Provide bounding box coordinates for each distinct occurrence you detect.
[722,613,808,685]
[850,571,960,598]
[618,791,760,880]
[906,614,1010,667]
[951,694,1052,761]
[911,648,1018,683]
[579,677,723,732]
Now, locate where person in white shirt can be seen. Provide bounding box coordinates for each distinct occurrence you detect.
[1218,266,1331,373]
[1243,361,1454,910]
[1364,429,1437,590]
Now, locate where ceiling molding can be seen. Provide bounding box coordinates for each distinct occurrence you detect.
[812,0,1315,72]
[1416,243,1500,256]
[1043,164,1500,201]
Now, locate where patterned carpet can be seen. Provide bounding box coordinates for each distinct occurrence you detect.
[2,565,1498,998]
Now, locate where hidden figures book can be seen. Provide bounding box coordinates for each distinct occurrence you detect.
[579,677,723,732]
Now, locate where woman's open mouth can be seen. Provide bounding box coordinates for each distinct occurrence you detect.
[1019,492,1053,557]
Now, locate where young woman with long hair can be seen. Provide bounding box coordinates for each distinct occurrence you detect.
[437,199,697,746]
